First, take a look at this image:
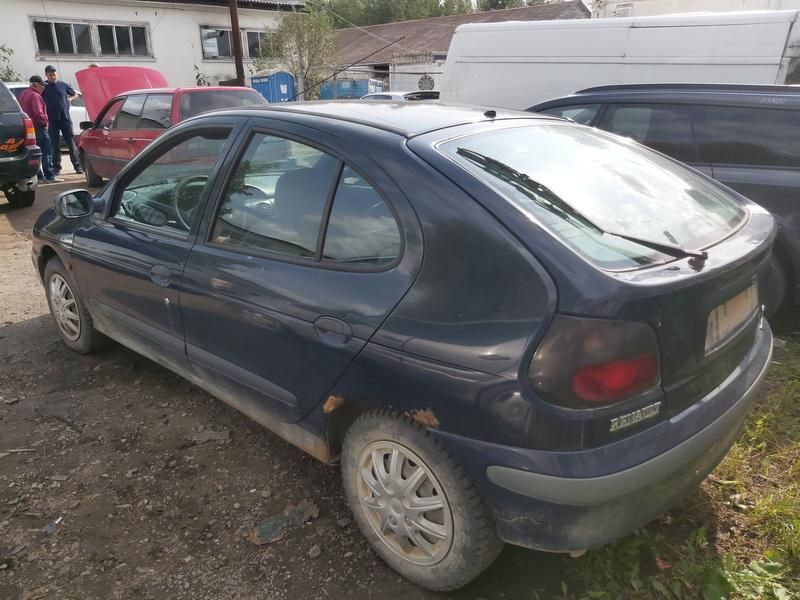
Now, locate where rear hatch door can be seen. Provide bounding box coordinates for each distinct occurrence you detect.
[416,118,774,423]
[0,84,27,174]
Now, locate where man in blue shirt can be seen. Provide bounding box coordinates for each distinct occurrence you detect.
[42,65,83,175]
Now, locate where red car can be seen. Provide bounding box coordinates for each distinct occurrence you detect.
[76,66,266,186]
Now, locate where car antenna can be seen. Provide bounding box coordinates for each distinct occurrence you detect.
[484,109,497,119]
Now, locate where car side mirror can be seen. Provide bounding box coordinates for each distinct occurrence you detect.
[80,121,94,130]
[54,189,93,218]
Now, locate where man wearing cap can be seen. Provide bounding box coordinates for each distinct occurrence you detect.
[42,65,83,175]
[18,76,61,183]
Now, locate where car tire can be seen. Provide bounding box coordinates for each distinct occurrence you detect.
[44,257,107,354]
[2,183,35,208]
[341,408,503,591]
[765,255,787,319]
[82,154,103,188]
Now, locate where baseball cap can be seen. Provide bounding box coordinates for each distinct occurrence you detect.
[29,75,44,84]
[45,65,56,73]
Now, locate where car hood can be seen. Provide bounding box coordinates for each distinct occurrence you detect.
[76,66,169,121]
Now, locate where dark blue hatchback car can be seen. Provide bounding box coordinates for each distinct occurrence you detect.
[32,103,774,591]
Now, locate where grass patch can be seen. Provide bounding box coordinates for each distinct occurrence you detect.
[561,330,800,600]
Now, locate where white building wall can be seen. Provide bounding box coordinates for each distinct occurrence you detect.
[3,0,283,89]
[389,61,445,91]
[596,0,800,17]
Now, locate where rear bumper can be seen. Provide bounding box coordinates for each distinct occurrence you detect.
[0,146,42,183]
[435,321,773,552]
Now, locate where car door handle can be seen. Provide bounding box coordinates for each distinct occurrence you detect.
[127,138,135,144]
[313,316,353,346]
[149,264,172,287]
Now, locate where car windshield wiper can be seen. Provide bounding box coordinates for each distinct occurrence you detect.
[456,147,708,260]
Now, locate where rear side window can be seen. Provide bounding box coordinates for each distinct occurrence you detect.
[599,104,696,163]
[211,133,401,266]
[322,166,401,265]
[694,106,800,167]
[538,104,600,126]
[179,90,265,120]
[116,94,146,129]
[138,94,172,129]
[0,84,19,113]
[440,123,746,270]
[211,133,339,258]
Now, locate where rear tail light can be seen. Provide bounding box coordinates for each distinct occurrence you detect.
[23,117,36,146]
[529,315,660,408]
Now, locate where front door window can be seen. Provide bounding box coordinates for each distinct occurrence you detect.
[112,129,234,235]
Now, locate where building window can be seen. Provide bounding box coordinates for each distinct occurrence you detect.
[33,19,151,57]
[202,27,274,60]
[613,3,633,17]
[34,21,93,55]
[201,27,233,58]
[246,31,265,59]
[98,25,149,56]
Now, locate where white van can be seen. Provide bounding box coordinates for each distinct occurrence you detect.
[440,10,800,109]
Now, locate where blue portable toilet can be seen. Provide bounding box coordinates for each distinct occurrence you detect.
[251,71,296,103]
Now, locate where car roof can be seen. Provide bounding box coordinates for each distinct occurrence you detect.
[230,101,548,138]
[532,83,800,110]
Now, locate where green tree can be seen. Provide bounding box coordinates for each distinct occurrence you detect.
[322,0,472,28]
[257,9,338,100]
[478,0,528,10]
[0,45,21,82]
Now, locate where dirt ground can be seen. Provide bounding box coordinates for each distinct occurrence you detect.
[0,170,575,600]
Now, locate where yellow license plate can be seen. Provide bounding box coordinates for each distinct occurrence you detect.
[705,284,759,354]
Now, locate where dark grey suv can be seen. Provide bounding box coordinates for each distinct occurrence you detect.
[530,84,800,314]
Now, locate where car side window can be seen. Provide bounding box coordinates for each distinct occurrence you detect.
[115,94,147,129]
[98,99,124,129]
[138,94,172,129]
[539,104,601,126]
[210,133,339,258]
[694,105,800,168]
[111,129,234,235]
[322,166,401,266]
[599,104,696,163]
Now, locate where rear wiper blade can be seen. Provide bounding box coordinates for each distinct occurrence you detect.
[456,147,707,260]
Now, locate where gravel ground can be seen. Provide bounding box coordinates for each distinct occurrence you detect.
[0,173,571,600]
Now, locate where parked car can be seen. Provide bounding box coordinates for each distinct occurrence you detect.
[77,86,266,187]
[7,82,88,138]
[360,90,439,101]
[32,103,774,591]
[530,83,800,315]
[0,81,41,208]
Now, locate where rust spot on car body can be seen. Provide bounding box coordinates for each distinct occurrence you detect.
[410,408,440,429]
[323,395,345,413]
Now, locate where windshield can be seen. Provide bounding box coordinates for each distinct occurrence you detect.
[440,123,746,270]
[0,84,19,113]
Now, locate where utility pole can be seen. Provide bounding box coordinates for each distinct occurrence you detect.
[228,0,246,86]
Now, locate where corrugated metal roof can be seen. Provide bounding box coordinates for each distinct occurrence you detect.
[337,1,590,66]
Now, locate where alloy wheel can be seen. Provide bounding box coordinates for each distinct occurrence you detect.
[49,273,81,341]
[357,441,453,566]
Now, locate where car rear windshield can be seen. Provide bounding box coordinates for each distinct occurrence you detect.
[179,90,265,120]
[0,84,19,113]
[440,123,747,270]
